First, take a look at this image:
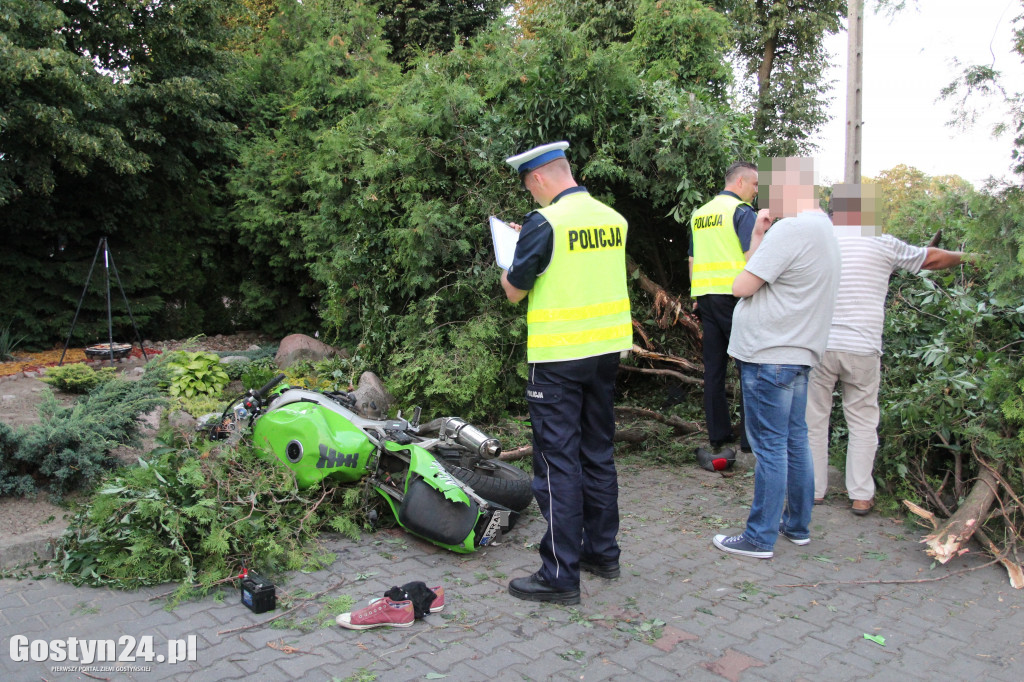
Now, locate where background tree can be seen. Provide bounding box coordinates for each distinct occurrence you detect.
[226,0,400,336]
[0,0,245,346]
[716,0,847,156]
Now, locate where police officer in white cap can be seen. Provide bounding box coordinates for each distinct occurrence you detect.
[500,141,633,604]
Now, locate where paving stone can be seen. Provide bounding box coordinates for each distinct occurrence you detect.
[1,463,1020,681]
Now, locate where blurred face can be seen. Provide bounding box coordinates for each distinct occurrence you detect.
[761,157,817,218]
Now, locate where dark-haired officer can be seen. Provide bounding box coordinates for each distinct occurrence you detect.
[500,141,632,605]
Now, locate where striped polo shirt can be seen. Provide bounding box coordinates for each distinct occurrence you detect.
[827,234,927,355]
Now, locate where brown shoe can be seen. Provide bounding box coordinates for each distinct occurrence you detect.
[851,499,874,516]
[813,498,825,506]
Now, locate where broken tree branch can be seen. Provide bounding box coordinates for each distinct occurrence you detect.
[631,345,703,375]
[619,363,702,387]
[626,258,701,337]
[497,427,649,462]
[614,405,701,435]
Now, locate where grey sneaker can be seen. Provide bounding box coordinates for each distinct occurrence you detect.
[712,534,773,559]
[778,524,810,546]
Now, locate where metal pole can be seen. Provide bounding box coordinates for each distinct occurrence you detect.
[59,238,104,366]
[108,247,150,361]
[104,237,115,366]
[844,0,864,185]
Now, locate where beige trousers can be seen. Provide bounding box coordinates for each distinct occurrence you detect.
[806,350,881,501]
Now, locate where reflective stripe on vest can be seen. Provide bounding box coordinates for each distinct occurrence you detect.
[527,192,632,363]
[690,194,749,296]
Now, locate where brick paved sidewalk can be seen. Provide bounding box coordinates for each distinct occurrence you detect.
[2,462,1021,681]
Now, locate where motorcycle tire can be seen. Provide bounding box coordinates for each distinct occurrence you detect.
[438,458,533,513]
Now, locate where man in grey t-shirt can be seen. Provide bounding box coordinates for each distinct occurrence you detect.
[713,157,841,560]
[808,185,967,515]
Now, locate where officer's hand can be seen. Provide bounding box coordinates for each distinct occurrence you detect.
[509,222,523,232]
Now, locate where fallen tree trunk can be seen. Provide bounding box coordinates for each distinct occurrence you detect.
[903,457,1023,589]
[922,461,1003,564]
[631,345,702,375]
[614,405,700,435]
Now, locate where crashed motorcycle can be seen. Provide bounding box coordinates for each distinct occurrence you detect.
[202,373,533,554]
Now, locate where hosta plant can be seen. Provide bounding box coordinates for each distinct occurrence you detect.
[164,351,229,398]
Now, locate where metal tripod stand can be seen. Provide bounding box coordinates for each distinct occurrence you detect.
[59,237,150,367]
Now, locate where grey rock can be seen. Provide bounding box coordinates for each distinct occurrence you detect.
[349,371,395,419]
[274,333,341,368]
[220,355,251,364]
[168,409,197,434]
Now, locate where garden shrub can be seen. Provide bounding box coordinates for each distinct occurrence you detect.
[41,364,117,394]
[0,375,165,497]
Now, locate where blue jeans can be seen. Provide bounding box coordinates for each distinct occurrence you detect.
[738,361,814,550]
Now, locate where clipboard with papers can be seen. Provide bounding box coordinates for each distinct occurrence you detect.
[489,215,520,270]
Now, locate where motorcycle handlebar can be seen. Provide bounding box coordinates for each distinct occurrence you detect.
[255,373,287,399]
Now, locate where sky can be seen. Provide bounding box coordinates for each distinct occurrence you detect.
[811,0,1023,188]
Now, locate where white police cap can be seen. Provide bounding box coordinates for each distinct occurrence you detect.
[505,141,570,174]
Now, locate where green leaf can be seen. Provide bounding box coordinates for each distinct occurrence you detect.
[863,634,885,646]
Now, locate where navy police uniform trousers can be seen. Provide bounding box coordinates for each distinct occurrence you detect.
[697,293,748,450]
[526,352,621,590]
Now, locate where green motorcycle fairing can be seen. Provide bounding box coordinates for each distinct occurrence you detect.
[375,441,482,554]
[252,399,375,489]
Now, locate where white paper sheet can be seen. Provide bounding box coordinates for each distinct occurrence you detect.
[490,215,520,270]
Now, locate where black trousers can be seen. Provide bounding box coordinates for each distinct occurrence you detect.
[526,353,621,590]
[697,294,747,449]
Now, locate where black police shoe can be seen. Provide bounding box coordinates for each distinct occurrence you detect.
[579,557,620,580]
[508,573,580,605]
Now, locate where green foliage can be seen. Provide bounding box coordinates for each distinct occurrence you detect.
[41,364,118,394]
[172,394,228,419]
[52,444,362,596]
[164,351,230,398]
[0,376,166,496]
[876,269,1024,512]
[295,5,756,417]
[1000,377,1024,445]
[0,421,35,497]
[374,0,504,69]
[241,357,280,392]
[0,322,26,360]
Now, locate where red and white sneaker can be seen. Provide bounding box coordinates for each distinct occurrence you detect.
[428,586,444,613]
[336,597,414,630]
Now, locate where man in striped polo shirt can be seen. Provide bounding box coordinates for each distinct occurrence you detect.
[807,184,968,515]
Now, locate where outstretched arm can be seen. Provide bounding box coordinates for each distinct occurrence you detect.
[921,247,965,271]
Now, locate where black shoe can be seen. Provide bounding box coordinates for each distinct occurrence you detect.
[508,573,580,605]
[579,558,620,580]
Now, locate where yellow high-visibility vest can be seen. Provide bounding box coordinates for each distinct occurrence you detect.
[526,192,632,363]
[690,194,749,296]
